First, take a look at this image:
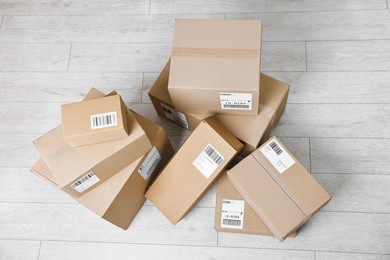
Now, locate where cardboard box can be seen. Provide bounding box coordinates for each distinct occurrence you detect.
[33,92,152,198]
[227,137,331,241]
[149,60,210,130]
[149,60,289,156]
[215,172,297,237]
[145,117,243,225]
[168,19,262,115]
[62,94,129,147]
[32,110,175,230]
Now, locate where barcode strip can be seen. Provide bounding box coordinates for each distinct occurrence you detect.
[91,112,117,129]
[204,145,223,165]
[269,141,283,155]
[71,172,96,188]
[223,104,250,109]
[222,219,241,226]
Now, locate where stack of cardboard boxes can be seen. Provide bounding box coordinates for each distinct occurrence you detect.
[31,19,331,241]
[146,19,331,241]
[32,88,174,229]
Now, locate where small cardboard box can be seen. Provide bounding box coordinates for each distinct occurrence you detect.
[145,117,243,225]
[32,109,175,230]
[215,172,297,237]
[227,137,331,241]
[149,60,289,157]
[168,19,262,115]
[62,94,129,147]
[33,91,152,198]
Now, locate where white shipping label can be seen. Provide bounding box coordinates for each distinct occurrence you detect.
[260,139,295,174]
[220,93,252,111]
[221,199,245,229]
[138,147,162,180]
[160,103,189,129]
[71,171,100,193]
[193,144,224,179]
[90,111,118,129]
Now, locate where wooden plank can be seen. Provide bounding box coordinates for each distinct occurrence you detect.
[0,43,70,71]
[0,0,150,15]
[0,134,40,167]
[0,167,74,204]
[0,203,217,246]
[69,43,171,72]
[262,42,306,72]
[218,211,390,254]
[227,10,390,41]
[69,42,306,72]
[39,241,315,260]
[0,14,224,43]
[267,71,390,104]
[150,0,387,14]
[0,72,143,102]
[0,240,40,260]
[273,104,390,138]
[316,251,390,260]
[307,40,390,71]
[311,138,390,175]
[314,174,390,213]
[0,102,61,134]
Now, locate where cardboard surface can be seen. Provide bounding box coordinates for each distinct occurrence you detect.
[32,108,175,230]
[62,95,129,147]
[145,117,243,225]
[149,60,289,156]
[227,137,331,241]
[168,19,262,115]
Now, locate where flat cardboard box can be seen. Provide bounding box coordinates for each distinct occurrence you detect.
[33,92,152,198]
[62,94,129,147]
[227,137,331,241]
[32,110,174,230]
[149,60,289,157]
[168,19,262,115]
[215,172,297,237]
[145,117,243,225]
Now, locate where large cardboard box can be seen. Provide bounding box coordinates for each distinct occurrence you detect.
[149,60,289,156]
[215,172,297,237]
[145,117,243,225]
[33,91,152,198]
[32,110,175,230]
[168,19,262,115]
[227,137,331,241]
[149,60,210,130]
[62,94,129,147]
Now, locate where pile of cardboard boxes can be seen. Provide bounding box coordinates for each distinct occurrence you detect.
[32,19,331,241]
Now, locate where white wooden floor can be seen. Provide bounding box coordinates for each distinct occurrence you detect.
[0,1,389,259]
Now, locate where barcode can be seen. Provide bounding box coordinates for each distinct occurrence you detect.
[71,172,96,188]
[91,112,117,129]
[204,145,223,165]
[223,104,250,109]
[269,141,283,155]
[222,219,241,226]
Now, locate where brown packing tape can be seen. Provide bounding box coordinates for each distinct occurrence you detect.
[172,47,260,59]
